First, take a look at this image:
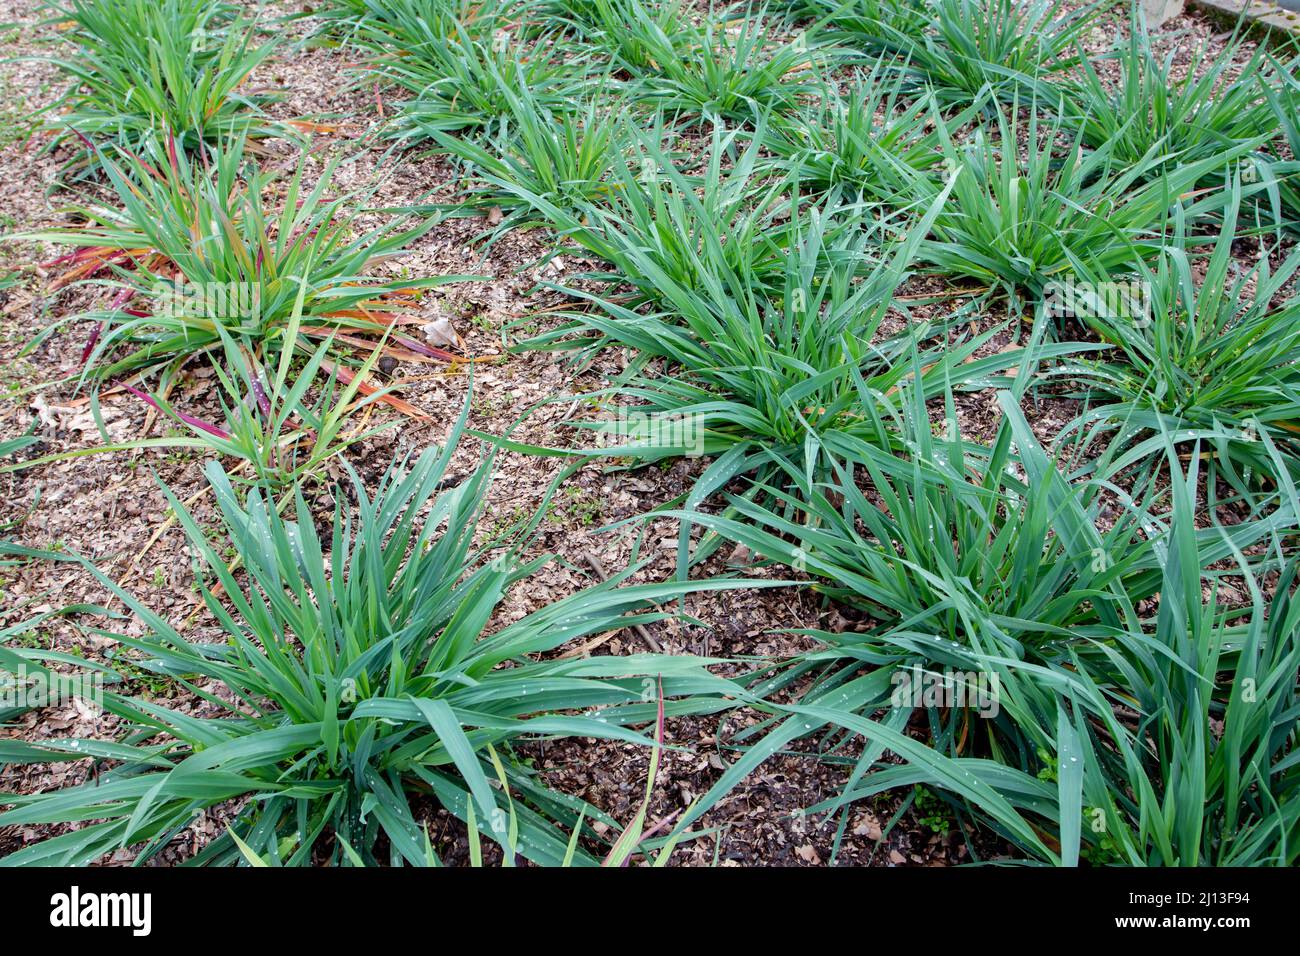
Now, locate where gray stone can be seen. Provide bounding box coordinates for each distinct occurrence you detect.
[1190,0,1300,40]
[1142,0,1186,27]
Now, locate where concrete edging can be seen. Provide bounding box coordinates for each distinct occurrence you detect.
[1189,0,1300,42]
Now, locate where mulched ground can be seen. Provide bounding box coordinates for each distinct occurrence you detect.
[0,0,1287,865]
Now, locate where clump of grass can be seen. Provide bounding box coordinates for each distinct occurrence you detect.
[352,9,581,144]
[1064,185,1300,485]
[765,59,981,201]
[7,330,404,495]
[1059,22,1277,180]
[874,100,1258,305]
[519,122,796,305]
[544,0,694,74]
[23,133,463,412]
[883,0,1097,106]
[423,82,626,236]
[313,0,503,35]
[0,412,744,866]
[662,390,1300,866]
[43,0,285,173]
[775,0,932,51]
[634,7,834,124]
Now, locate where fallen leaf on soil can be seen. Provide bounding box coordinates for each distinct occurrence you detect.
[796,845,821,864]
[727,542,753,566]
[853,813,883,841]
[422,315,462,349]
